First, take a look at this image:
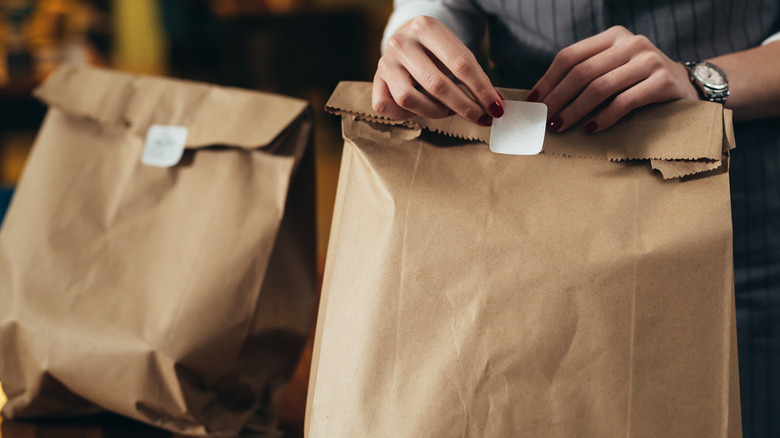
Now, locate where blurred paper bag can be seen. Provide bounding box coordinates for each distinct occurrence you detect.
[0,65,317,437]
[305,82,741,438]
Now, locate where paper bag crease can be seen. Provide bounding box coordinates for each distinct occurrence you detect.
[326,82,732,179]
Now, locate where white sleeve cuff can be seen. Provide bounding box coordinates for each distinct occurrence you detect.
[762,31,780,46]
[381,1,483,53]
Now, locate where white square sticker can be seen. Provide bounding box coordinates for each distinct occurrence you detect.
[142,125,189,167]
[489,101,548,155]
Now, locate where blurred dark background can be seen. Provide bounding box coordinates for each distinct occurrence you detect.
[0,0,392,436]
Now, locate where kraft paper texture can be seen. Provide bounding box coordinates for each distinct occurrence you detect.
[0,65,318,437]
[306,82,740,438]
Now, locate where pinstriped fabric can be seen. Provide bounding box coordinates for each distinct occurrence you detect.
[570,0,579,41]
[458,1,780,437]
[587,0,599,38]
[474,0,779,87]
[646,0,662,47]
[726,0,739,52]
[688,0,701,59]
[666,0,682,59]
[551,0,560,47]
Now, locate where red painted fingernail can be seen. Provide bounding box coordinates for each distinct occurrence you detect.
[498,91,505,101]
[527,90,539,102]
[489,100,504,118]
[478,114,493,127]
[585,121,598,134]
[548,115,563,132]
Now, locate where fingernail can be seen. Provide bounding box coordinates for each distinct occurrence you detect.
[585,121,598,134]
[548,115,563,132]
[489,100,504,118]
[478,114,493,127]
[498,91,505,101]
[527,90,539,102]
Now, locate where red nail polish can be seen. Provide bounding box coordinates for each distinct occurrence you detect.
[498,91,505,101]
[478,114,493,127]
[527,90,540,102]
[548,115,563,132]
[489,101,504,118]
[585,121,598,134]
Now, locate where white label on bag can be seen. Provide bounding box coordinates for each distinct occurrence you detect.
[142,125,189,167]
[489,101,547,155]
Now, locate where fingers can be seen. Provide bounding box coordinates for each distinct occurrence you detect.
[532,26,633,102]
[551,55,656,132]
[534,25,697,134]
[413,18,504,119]
[372,75,416,121]
[541,41,635,118]
[586,69,686,133]
[393,36,490,123]
[375,55,453,120]
[373,16,503,126]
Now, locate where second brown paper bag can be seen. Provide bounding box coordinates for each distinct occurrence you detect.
[0,65,317,437]
[306,82,740,438]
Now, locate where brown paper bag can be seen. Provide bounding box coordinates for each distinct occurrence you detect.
[305,82,741,438]
[0,65,317,437]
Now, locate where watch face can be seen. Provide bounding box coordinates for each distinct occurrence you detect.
[693,64,727,89]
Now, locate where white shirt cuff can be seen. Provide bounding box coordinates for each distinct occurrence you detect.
[762,31,780,46]
[381,1,481,53]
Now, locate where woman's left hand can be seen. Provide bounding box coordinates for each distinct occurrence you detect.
[530,25,699,134]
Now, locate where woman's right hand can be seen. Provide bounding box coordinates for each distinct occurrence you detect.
[372,16,504,126]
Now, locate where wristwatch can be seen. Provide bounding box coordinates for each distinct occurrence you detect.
[682,61,730,104]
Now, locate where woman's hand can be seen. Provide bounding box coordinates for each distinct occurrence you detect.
[373,16,504,126]
[531,26,699,134]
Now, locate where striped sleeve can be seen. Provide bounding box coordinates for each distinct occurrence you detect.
[381,0,486,53]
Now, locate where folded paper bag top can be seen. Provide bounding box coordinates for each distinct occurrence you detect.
[34,63,309,152]
[325,81,735,179]
[0,65,317,438]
